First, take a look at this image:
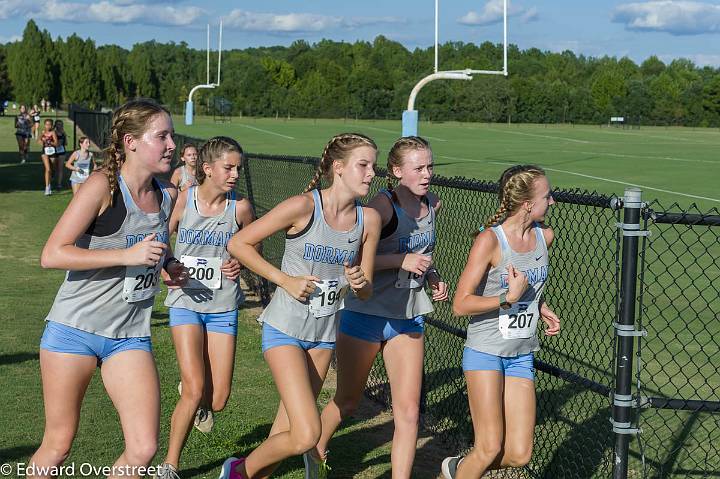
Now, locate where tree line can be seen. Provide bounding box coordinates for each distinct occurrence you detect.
[2,19,720,126]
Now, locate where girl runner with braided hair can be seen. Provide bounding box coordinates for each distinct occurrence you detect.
[441,165,560,479]
[220,133,382,479]
[28,98,187,479]
[308,136,448,478]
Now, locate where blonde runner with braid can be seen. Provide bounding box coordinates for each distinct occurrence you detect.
[30,98,188,479]
[220,133,381,479]
[441,164,561,479]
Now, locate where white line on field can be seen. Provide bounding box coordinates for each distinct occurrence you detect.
[486,161,720,203]
[557,150,719,165]
[236,124,295,140]
[585,128,714,144]
[353,125,447,142]
[485,128,591,144]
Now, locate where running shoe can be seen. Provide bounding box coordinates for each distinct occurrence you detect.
[155,463,180,479]
[218,457,246,479]
[194,406,214,433]
[441,456,463,479]
[303,451,330,479]
[44,186,52,196]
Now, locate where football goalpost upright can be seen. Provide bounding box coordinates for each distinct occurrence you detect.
[402,0,508,136]
[185,21,223,126]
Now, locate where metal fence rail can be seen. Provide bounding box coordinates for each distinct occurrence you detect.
[70,112,720,478]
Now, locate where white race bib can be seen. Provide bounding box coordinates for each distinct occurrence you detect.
[181,255,222,290]
[76,167,90,178]
[395,269,426,289]
[309,279,346,317]
[43,146,55,156]
[123,264,161,303]
[499,301,539,340]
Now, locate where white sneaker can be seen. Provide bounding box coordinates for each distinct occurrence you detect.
[194,406,214,433]
[155,463,180,479]
[441,456,463,479]
[44,186,52,196]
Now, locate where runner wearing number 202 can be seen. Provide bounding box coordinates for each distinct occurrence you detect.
[30,99,187,479]
[156,137,256,479]
[441,165,561,479]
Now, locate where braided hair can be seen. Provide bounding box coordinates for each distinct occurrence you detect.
[196,136,244,185]
[386,136,431,191]
[103,98,170,203]
[304,133,377,193]
[483,164,546,230]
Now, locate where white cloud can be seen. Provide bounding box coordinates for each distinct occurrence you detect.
[0,0,38,20]
[224,10,404,33]
[225,11,342,32]
[0,34,22,43]
[458,0,538,26]
[612,1,720,35]
[0,0,203,26]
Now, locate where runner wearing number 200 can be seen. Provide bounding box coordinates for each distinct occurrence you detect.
[156,137,255,479]
[441,165,561,479]
[220,133,381,479]
[30,99,187,479]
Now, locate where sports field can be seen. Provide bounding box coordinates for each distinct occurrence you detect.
[1,112,718,478]
[175,116,720,211]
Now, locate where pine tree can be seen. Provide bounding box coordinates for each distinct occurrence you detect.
[7,20,55,106]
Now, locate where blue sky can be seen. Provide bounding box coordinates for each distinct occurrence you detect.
[1,0,720,67]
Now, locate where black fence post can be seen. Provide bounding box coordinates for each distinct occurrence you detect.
[612,187,646,479]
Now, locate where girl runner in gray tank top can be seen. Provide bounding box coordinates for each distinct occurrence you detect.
[158,137,256,478]
[221,133,381,479]
[441,165,561,479]
[30,99,187,477]
[312,136,449,477]
[65,136,97,195]
[171,143,199,192]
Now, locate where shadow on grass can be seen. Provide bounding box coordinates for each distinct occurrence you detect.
[0,444,38,462]
[0,352,39,366]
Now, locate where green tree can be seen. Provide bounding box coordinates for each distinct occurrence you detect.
[59,34,100,107]
[7,20,55,105]
[0,45,12,101]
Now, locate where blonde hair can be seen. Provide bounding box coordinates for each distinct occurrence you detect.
[386,136,431,191]
[304,133,377,193]
[196,136,244,185]
[483,165,546,229]
[104,98,170,202]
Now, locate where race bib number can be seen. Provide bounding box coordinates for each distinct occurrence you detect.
[395,269,426,289]
[499,301,539,340]
[181,255,222,290]
[309,279,346,317]
[43,146,55,156]
[76,167,90,178]
[33,115,40,122]
[123,264,161,303]
[55,145,65,154]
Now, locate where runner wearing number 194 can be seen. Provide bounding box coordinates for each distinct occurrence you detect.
[441,165,560,479]
[220,133,381,479]
[156,137,255,479]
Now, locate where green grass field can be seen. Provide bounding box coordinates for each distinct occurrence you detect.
[174,116,720,211]
[1,111,718,479]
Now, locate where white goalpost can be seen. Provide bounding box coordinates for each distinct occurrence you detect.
[402,0,508,136]
[185,21,223,126]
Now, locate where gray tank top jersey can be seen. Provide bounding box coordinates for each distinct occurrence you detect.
[165,186,244,313]
[259,189,364,342]
[465,223,549,356]
[45,175,172,338]
[69,151,92,183]
[179,166,196,191]
[345,189,434,319]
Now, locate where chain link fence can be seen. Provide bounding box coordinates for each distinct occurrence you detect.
[72,111,719,478]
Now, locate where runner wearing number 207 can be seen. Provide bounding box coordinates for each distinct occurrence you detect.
[441,165,561,479]
[155,137,256,479]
